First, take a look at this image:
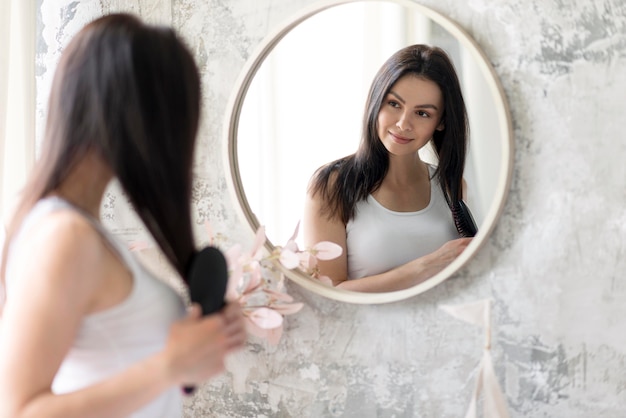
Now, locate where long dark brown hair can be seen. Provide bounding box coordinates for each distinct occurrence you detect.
[309,44,468,224]
[1,14,201,291]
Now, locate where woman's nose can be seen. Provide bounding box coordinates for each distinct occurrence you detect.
[396,112,412,131]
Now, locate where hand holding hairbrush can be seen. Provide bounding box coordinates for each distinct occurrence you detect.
[182,246,228,395]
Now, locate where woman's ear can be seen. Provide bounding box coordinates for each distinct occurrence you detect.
[436,120,445,131]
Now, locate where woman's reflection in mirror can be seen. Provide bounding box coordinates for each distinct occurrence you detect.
[303,44,472,292]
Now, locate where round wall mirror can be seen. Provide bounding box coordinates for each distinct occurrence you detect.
[224,0,513,304]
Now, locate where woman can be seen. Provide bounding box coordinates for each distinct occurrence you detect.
[0,14,246,417]
[303,45,473,293]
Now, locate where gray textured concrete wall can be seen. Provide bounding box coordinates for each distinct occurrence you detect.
[36,0,626,417]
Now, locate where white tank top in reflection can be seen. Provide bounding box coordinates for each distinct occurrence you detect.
[346,167,458,280]
[5,196,186,418]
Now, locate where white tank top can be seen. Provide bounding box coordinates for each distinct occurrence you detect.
[5,197,186,418]
[346,168,458,279]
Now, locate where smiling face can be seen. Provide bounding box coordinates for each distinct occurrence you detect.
[376,74,445,157]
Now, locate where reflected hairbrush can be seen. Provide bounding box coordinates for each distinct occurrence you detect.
[452,200,478,238]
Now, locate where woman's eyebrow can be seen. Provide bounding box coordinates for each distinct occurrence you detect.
[414,103,439,110]
[389,90,405,104]
[388,90,439,110]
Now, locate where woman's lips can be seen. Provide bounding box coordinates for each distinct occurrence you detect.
[389,131,412,144]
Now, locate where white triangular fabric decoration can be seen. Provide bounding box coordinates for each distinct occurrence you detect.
[439,299,490,327]
[439,299,510,418]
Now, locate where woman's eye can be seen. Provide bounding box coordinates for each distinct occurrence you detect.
[387,100,400,108]
[417,110,430,118]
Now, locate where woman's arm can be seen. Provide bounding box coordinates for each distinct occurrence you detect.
[334,238,471,292]
[303,188,471,293]
[302,182,349,286]
[0,213,245,418]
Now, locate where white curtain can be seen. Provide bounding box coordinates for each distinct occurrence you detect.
[0,0,36,223]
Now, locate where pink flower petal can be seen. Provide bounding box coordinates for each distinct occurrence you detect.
[283,239,299,253]
[239,293,252,305]
[312,241,343,260]
[244,262,262,292]
[245,317,268,338]
[274,274,286,293]
[251,226,266,260]
[298,252,316,270]
[247,307,283,329]
[269,302,304,315]
[225,244,242,268]
[288,221,300,243]
[279,249,300,269]
[266,325,284,345]
[242,277,261,295]
[263,288,294,302]
[244,319,283,345]
[226,267,243,301]
[282,222,302,253]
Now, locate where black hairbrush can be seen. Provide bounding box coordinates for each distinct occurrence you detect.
[183,246,228,395]
[451,200,478,238]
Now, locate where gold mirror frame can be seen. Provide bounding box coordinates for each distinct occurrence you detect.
[224,0,514,304]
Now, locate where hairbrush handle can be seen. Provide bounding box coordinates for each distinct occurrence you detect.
[182,246,228,395]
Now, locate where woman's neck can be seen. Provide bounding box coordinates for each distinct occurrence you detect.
[52,152,113,219]
[385,154,429,188]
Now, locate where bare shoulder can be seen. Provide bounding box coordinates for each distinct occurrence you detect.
[303,168,346,240]
[306,166,339,202]
[25,209,102,254]
[11,209,107,296]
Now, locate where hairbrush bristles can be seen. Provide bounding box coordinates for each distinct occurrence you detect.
[452,200,478,238]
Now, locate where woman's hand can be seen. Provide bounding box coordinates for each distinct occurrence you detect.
[159,302,246,387]
[419,237,473,276]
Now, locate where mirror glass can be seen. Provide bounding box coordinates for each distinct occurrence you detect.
[226,0,513,304]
